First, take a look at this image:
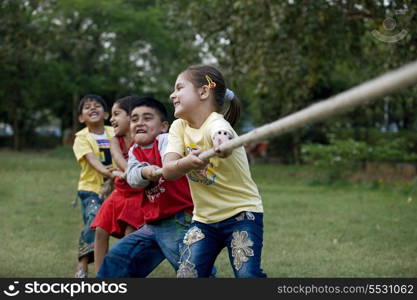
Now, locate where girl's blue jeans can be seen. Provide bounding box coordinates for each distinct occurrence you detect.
[97,211,192,277]
[177,211,267,278]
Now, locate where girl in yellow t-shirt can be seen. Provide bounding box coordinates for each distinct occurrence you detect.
[163,65,266,278]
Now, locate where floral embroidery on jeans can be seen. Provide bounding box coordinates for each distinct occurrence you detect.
[177,261,198,278]
[245,212,255,220]
[183,226,205,246]
[235,211,255,221]
[231,231,254,271]
[235,212,245,221]
[177,226,205,278]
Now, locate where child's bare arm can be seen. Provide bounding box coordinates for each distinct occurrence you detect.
[84,152,115,178]
[162,149,207,181]
[110,137,127,171]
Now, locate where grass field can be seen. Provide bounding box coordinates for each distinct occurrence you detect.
[1,148,416,277]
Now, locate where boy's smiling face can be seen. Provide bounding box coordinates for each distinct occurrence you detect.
[78,99,108,125]
[130,106,169,146]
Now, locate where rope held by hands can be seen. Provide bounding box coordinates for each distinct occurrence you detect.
[155,60,417,175]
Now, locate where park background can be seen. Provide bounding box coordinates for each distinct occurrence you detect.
[0,0,416,277]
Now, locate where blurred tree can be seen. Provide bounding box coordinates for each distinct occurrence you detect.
[0,0,190,149]
[45,0,186,134]
[0,0,51,150]
[1,0,416,153]
[167,0,417,162]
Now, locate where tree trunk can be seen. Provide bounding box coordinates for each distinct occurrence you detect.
[12,114,20,151]
[72,90,79,135]
[291,133,301,165]
[12,106,23,151]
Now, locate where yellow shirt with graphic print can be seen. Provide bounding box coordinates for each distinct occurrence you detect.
[73,126,115,194]
[166,112,263,224]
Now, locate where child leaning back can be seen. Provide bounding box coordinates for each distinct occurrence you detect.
[91,96,146,273]
[72,94,115,278]
[163,65,266,278]
[97,97,194,277]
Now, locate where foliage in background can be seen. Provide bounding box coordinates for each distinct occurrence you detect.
[303,129,417,164]
[1,0,417,161]
[167,0,417,162]
[302,139,369,167]
[302,131,417,182]
[0,0,191,149]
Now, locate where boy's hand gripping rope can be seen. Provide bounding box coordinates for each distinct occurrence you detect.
[156,60,417,175]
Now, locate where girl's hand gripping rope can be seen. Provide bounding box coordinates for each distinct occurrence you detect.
[178,149,208,173]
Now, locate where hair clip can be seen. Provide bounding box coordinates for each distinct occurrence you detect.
[205,75,216,89]
[225,89,235,101]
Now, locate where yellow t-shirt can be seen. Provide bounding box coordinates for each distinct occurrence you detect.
[73,126,115,194]
[166,112,263,224]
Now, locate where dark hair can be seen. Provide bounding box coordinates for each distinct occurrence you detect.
[183,65,241,127]
[78,94,108,116]
[113,95,142,115]
[129,97,168,122]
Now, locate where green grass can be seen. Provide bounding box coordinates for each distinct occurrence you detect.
[1,148,416,277]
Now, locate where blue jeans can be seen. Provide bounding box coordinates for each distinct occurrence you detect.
[97,211,192,278]
[77,190,103,263]
[177,211,266,278]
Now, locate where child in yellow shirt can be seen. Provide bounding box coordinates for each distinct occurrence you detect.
[72,94,115,278]
[163,65,266,278]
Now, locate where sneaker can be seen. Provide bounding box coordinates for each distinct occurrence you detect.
[74,268,88,278]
